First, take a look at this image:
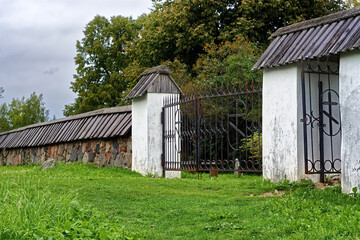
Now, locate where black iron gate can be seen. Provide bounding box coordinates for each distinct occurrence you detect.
[162,81,262,173]
[301,59,341,182]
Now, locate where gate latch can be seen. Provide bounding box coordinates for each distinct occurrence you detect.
[300,117,307,123]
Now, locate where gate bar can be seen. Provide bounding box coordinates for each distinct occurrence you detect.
[318,81,325,183]
[301,69,309,174]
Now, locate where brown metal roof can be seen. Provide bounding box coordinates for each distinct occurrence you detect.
[125,65,182,100]
[0,106,131,149]
[253,7,360,69]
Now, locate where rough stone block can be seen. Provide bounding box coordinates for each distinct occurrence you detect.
[112,140,119,154]
[95,144,100,154]
[126,140,132,151]
[106,152,112,164]
[94,154,106,166]
[66,144,73,154]
[123,153,132,168]
[105,142,111,152]
[40,153,46,163]
[114,154,123,167]
[57,144,65,155]
[88,152,95,162]
[70,149,77,162]
[42,159,56,171]
[82,152,89,164]
[77,148,83,161]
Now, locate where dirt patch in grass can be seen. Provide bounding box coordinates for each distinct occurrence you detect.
[315,182,340,190]
[247,190,285,197]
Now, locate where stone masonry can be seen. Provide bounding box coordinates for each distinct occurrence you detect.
[0,136,132,168]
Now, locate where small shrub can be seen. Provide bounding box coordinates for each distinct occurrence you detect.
[241,132,262,159]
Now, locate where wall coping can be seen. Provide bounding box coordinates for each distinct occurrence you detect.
[0,105,131,136]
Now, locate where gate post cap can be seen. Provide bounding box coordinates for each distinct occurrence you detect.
[140,65,172,76]
[125,65,182,100]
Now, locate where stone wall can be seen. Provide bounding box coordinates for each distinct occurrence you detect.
[0,136,132,168]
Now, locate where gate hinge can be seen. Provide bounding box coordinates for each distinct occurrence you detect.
[300,117,307,123]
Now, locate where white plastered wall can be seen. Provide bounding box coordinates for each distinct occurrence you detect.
[263,63,319,182]
[132,93,181,178]
[132,95,148,176]
[340,51,360,193]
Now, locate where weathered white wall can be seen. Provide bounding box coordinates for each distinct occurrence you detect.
[263,64,319,182]
[263,64,300,182]
[132,93,181,178]
[340,52,360,193]
[132,95,148,175]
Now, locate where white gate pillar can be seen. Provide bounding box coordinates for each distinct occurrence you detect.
[340,52,360,193]
[126,65,182,178]
[262,64,318,182]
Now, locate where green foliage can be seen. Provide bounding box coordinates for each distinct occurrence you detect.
[237,0,345,46]
[205,222,242,231]
[133,0,241,68]
[0,92,49,133]
[193,35,261,87]
[352,187,358,196]
[66,1,346,114]
[133,0,345,70]
[0,104,10,132]
[344,0,360,8]
[0,164,274,239]
[64,15,142,116]
[163,59,193,88]
[241,132,262,159]
[274,178,315,191]
[2,164,360,239]
[0,176,135,239]
[263,186,360,238]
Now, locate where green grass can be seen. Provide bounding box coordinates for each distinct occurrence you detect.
[0,163,359,239]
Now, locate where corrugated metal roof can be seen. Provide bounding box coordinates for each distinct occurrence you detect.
[0,106,131,149]
[125,65,182,100]
[253,6,360,69]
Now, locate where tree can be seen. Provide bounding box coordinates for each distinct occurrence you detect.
[0,87,4,98]
[180,36,262,120]
[65,1,345,116]
[0,104,10,132]
[193,35,261,87]
[132,0,345,69]
[133,0,244,69]
[344,0,360,8]
[64,15,141,116]
[238,0,345,46]
[0,92,49,133]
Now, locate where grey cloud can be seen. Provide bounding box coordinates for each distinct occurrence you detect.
[0,0,152,118]
[43,67,60,75]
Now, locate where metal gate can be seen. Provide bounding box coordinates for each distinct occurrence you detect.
[162,81,262,173]
[301,59,341,182]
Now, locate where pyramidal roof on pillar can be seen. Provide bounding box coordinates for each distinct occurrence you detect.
[125,65,182,100]
[253,6,360,69]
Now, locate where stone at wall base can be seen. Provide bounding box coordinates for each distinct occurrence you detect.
[234,170,243,177]
[165,171,181,179]
[210,169,219,177]
[42,159,56,171]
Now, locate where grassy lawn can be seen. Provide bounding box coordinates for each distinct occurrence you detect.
[0,163,360,239]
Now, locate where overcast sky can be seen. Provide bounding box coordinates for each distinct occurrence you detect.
[0,0,153,118]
